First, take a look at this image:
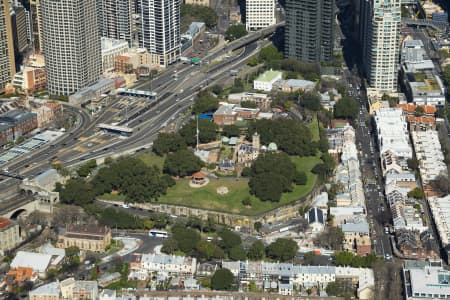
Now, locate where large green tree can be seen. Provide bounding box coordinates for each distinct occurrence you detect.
[217,228,242,252]
[247,240,265,260]
[247,119,317,156]
[211,268,234,290]
[193,91,219,114]
[248,153,297,202]
[196,241,225,260]
[91,157,169,203]
[163,149,204,177]
[259,45,283,63]
[179,119,218,146]
[334,97,358,120]
[59,178,95,206]
[153,133,186,155]
[229,245,247,260]
[266,238,299,261]
[225,24,247,41]
[222,125,240,137]
[171,223,201,254]
[181,4,217,28]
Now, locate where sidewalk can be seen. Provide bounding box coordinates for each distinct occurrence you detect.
[102,237,141,262]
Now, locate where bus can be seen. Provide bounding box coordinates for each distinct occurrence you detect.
[149,230,169,238]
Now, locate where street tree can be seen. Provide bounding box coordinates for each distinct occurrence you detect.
[211,268,234,290]
[266,238,298,261]
[225,24,247,41]
[153,133,186,155]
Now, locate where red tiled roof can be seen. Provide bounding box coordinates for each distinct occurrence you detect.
[0,217,12,229]
[192,172,206,179]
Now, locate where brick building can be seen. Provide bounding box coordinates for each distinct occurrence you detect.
[57,224,111,252]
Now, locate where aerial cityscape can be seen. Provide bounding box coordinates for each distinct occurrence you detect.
[0,0,449,299]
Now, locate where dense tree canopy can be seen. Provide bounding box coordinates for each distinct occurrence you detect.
[91,157,169,203]
[218,228,242,252]
[171,223,201,254]
[229,245,247,261]
[181,4,217,28]
[247,240,265,260]
[59,178,95,206]
[334,97,358,120]
[211,268,234,291]
[259,45,283,63]
[98,207,144,229]
[247,119,317,156]
[192,91,219,114]
[222,124,240,137]
[301,93,322,111]
[77,159,97,177]
[249,153,298,202]
[266,238,299,261]
[196,241,225,260]
[163,149,204,177]
[179,119,218,146]
[153,133,186,155]
[225,24,247,41]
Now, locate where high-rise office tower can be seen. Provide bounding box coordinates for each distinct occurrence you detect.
[360,0,400,92]
[11,3,29,56]
[245,0,276,31]
[41,0,101,95]
[137,0,180,67]
[99,0,138,46]
[0,0,15,92]
[285,0,335,63]
[29,0,42,51]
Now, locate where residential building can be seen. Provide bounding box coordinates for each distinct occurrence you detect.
[57,224,112,252]
[245,0,275,31]
[185,0,210,6]
[401,40,434,73]
[131,253,197,277]
[99,289,116,300]
[114,48,161,74]
[30,101,63,127]
[329,206,366,225]
[341,221,371,256]
[403,260,450,299]
[6,267,34,292]
[137,0,181,67]
[29,282,60,300]
[411,130,448,186]
[0,0,16,92]
[11,251,53,276]
[101,38,129,72]
[429,195,450,247]
[421,0,446,21]
[60,278,98,300]
[0,110,38,140]
[12,66,47,92]
[395,229,438,260]
[40,0,102,96]
[227,92,271,111]
[387,189,428,233]
[98,0,138,46]
[11,3,29,55]
[373,108,413,176]
[229,6,241,24]
[285,0,335,63]
[0,217,20,255]
[404,72,445,106]
[360,0,400,93]
[253,70,282,91]
[0,122,15,146]
[396,103,436,117]
[29,0,42,51]
[278,79,316,93]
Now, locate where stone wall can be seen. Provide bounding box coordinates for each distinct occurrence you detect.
[98,185,321,231]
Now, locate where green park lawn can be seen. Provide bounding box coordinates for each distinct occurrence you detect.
[307,114,320,142]
[137,151,165,170]
[158,155,321,215]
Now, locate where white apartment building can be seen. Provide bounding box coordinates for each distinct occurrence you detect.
[40,0,102,95]
[245,0,276,31]
[139,253,196,275]
[374,108,413,175]
[361,0,401,93]
[98,0,139,46]
[101,37,129,72]
[428,195,450,247]
[137,0,180,67]
[253,70,282,91]
[411,130,448,184]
